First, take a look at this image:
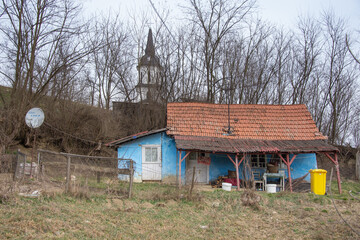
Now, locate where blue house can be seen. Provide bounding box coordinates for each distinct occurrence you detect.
[108,103,341,192]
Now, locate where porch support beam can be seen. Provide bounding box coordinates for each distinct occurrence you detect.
[324,152,342,194]
[227,154,246,191]
[278,153,297,193]
[178,150,191,189]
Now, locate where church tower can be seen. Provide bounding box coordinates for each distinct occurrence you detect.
[136,29,162,102]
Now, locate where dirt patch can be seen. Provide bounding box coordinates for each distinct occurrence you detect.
[166,199,177,206]
[141,202,154,209]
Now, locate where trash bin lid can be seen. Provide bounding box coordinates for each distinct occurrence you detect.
[309,169,327,173]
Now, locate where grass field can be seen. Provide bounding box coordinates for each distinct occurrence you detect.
[1,181,360,239]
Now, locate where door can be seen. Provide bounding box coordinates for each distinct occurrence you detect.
[186,152,209,184]
[142,145,161,180]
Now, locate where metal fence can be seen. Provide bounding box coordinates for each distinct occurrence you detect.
[36,149,134,197]
[0,153,17,179]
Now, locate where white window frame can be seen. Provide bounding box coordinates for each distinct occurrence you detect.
[142,145,161,163]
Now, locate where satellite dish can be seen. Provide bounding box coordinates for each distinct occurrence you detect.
[25,108,45,128]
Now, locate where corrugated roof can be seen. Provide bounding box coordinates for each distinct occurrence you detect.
[174,135,338,153]
[106,128,167,147]
[167,102,327,141]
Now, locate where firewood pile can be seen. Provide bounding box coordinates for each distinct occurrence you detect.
[211,176,229,188]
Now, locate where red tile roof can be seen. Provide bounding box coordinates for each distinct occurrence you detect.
[167,103,327,141]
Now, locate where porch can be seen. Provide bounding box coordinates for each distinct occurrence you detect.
[175,136,341,193]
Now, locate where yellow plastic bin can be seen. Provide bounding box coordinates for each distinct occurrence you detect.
[309,169,327,195]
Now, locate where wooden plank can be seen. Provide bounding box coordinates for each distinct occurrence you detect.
[65,156,71,193]
[235,155,240,191]
[128,160,134,198]
[356,150,360,181]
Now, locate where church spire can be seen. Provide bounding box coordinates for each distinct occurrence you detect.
[145,29,155,56]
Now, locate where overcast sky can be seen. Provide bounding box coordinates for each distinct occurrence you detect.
[82,0,360,32]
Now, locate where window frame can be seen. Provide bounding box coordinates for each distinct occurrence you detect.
[142,145,161,164]
[250,154,267,168]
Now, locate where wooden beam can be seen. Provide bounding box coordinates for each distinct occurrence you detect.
[235,155,240,191]
[178,151,181,189]
[286,154,293,192]
[227,154,246,167]
[227,154,246,191]
[335,153,342,194]
[289,154,297,165]
[239,154,246,166]
[278,153,293,192]
[278,153,287,165]
[178,150,191,189]
[323,152,342,194]
[227,154,236,166]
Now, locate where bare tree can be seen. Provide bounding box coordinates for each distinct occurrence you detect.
[321,12,357,144]
[290,16,322,104]
[0,0,92,107]
[0,0,94,148]
[184,0,255,103]
[89,13,135,109]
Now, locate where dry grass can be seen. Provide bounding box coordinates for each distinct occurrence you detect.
[0,182,360,239]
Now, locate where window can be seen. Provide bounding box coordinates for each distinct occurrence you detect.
[188,152,197,161]
[251,154,266,168]
[144,147,159,162]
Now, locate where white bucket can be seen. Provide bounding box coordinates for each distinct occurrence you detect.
[222,182,232,191]
[266,184,277,193]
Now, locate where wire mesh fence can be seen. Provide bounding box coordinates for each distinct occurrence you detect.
[0,153,17,181]
[37,149,134,197]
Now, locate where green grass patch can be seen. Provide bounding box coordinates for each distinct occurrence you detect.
[1,181,359,239]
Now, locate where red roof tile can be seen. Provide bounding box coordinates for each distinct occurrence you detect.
[167,103,327,141]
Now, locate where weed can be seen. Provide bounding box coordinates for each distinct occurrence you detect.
[241,189,261,210]
[304,207,314,211]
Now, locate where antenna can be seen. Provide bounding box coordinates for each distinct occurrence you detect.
[222,78,235,135]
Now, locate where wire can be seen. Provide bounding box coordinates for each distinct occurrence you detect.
[329,168,360,237]
[43,121,99,145]
[349,190,360,201]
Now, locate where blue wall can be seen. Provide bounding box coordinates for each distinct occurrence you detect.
[117,132,317,183]
[208,153,316,182]
[117,132,179,182]
[289,153,317,181]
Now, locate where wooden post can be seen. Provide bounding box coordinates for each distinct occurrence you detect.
[37,151,41,180]
[22,153,26,179]
[65,156,71,193]
[189,166,196,197]
[356,150,360,181]
[334,153,342,194]
[235,155,240,191]
[286,154,293,192]
[128,160,134,198]
[97,172,101,183]
[278,153,296,193]
[324,152,342,194]
[179,151,182,189]
[227,154,246,191]
[178,151,191,189]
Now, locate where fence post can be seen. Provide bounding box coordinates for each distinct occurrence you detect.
[22,152,26,179]
[128,160,134,198]
[37,151,41,180]
[14,150,20,180]
[65,156,71,193]
[97,171,101,183]
[356,150,360,181]
[189,166,196,198]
